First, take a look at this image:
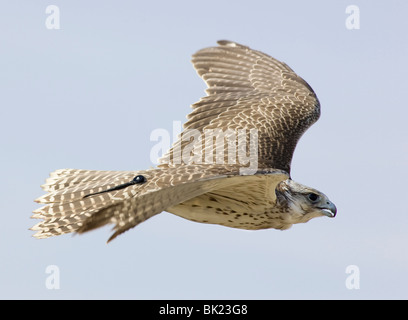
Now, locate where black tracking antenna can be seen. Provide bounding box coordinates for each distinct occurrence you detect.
[83,175,147,198]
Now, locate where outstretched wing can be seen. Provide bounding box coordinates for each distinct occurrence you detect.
[159,40,320,174]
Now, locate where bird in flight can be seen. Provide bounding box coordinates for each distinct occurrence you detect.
[31,40,336,242]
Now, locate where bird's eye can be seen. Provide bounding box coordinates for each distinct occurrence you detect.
[308,193,319,202]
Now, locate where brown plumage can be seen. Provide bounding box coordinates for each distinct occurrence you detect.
[31,40,336,242]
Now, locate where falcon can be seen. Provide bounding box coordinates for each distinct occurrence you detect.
[31,40,337,242]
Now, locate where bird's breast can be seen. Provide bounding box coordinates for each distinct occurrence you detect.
[167,194,293,231]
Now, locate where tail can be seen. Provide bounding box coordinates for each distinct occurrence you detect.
[31,165,239,242]
[31,169,143,242]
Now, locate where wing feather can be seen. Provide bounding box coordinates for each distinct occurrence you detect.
[159,40,320,173]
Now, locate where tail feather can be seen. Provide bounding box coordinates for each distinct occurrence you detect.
[32,164,242,242]
[41,169,137,192]
[31,211,95,239]
[32,169,142,240]
[36,181,132,204]
[32,192,114,218]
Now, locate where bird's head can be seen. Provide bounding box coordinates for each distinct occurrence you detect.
[275,179,337,224]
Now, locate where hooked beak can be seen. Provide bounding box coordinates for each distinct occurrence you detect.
[318,201,337,218]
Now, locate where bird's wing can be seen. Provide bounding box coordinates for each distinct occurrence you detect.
[159,40,320,173]
[32,165,288,242]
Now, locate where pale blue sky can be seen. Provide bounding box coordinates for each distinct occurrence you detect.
[1,0,407,299]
